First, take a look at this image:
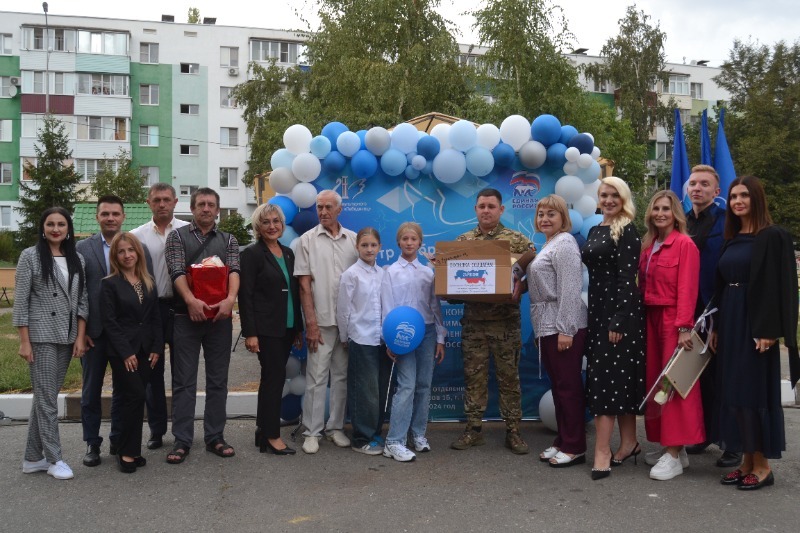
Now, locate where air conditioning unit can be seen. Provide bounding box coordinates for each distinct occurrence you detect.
[10,77,20,86]
[227,67,239,76]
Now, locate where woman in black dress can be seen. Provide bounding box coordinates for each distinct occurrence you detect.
[713,176,798,490]
[581,177,646,480]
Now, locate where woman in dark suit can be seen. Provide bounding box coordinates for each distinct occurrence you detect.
[101,233,162,473]
[239,203,303,455]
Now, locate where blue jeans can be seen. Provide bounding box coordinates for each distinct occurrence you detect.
[386,324,437,446]
[347,341,391,447]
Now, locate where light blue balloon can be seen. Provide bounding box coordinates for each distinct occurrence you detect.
[465,146,494,177]
[577,160,602,184]
[411,155,426,171]
[421,161,433,175]
[580,214,603,239]
[404,166,420,180]
[532,232,547,250]
[449,120,478,152]
[568,209,583,235]
[391,123,420,154]
[432,149,467,184]
[582,266,589,291]
[309,135,331,159]
[406,151,418,164]
[560,125,579,145]
[531,114,562,147]
[336,131,361,158]
[271,148,295,170]
[380,148,407,177]
[278,225,299,247]
[269,195,298,225]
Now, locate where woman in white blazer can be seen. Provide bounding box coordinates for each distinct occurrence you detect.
[13,207,89,480]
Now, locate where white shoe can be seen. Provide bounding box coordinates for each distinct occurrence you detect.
[352,441,383,455]
[412,436,431,453]
[383,443,416,462]
[47,460,74,480]
[649,453,684,480]
[645,448,689,468]
[302,436,320,454]
[22,458,50,474]
[325,430,350,448]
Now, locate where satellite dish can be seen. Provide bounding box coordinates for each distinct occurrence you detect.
[8,86,17,97]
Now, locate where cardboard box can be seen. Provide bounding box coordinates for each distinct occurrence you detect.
[434,240,514,303]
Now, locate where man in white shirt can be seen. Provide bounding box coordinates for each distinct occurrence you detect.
[131,183,189,450]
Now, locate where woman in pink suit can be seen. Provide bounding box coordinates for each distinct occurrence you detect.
[638,191,702,481]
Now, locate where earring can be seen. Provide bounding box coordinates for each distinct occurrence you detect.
[42,232,46,239]
[65,234,70,240]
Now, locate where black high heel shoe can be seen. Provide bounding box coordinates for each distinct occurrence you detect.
[611,442,641,466]
[260,439,296,455]
[591,468,611,480]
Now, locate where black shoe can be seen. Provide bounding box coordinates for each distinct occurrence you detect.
[147,435,164,450]
[591,468,611,480]
[109,442,118,456]
[255,427,262,448]
[260,439,297,455]
[611,442,641,466]
[118,456,137,474]
[738,471,774,491]
[83,444,101,467]
[685,441,711,455]
[716,450,743,468]
[133,456,147,467]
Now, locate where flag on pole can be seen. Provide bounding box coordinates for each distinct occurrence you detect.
[700,109,712,166]
[670,108,691,210]
[714,107,736,200]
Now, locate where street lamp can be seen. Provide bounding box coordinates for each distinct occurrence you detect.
[43,2,49,114]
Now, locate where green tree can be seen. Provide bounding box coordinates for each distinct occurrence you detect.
[218,211,252,246]
[90,148,147,204]
[16,116,83,246]
[187,7,200,23]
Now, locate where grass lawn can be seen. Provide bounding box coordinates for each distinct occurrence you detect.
[0,312,83,393]
[0,260,16,267]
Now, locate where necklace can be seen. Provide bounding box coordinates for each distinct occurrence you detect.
[543,231,562,248]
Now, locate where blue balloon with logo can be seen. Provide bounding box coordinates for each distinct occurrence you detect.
[382,306,425,355]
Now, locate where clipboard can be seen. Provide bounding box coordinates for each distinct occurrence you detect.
[664,330,712,399]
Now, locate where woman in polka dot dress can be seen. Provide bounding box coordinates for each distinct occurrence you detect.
[580,177,646,480]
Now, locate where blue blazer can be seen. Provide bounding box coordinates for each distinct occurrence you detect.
[687,202,725,307]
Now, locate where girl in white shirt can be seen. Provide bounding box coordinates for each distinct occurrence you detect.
[336,228,389,456]
[381,222,446,462]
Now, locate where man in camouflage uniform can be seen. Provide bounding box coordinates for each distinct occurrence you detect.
[451,188,533,454]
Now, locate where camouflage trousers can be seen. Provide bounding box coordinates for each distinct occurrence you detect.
[460,319,522,431]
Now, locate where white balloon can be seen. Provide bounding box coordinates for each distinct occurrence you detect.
[289,375,306,396]
[563,161,579,176]
[555,175,585,203]
[581,291,588,307]
[539,390,557,432]
[499,114,532,151]
[430,123,452,150]
[519,140,547,169]
[565,146,581,163]
[283,124,313,155]
[577,153,594,169]
[432,149,467,184]
[585,179,602,201]
[476,123,501,150]
[574,195,599,218]
[365,127,391,156]
[591,146,601,160]
[291,182,318,208]
[449,120,478,152]
[336,131,361,157]
[269,167,300,195]
[285,356,301,379]
[291,153,322,182]
[392,123,421,154]
[282,380,291,398]
[289,237,300,255]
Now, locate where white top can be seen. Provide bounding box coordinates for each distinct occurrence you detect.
[54,256,69,283]
[293,223,358,327]
[131,217,190,298]
[336,259,384,345]
[380,257,446,344]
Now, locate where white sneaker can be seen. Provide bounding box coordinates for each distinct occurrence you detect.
[352,441,383,455]
[47,460,74,480]
[302,436,320,454]
[22,458,50,474]
[649,453,684,480]
[645,448,689,468]
[325,430,350,448]
[412,436,431,453]
[383,443,416,462]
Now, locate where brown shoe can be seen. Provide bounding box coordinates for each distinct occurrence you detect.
[450,428,486,450]
[505,430,530,455]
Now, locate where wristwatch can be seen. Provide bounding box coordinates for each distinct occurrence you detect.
[678,327,692,333]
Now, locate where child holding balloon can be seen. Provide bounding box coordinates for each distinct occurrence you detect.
[336,228,391,456]
[380,222,446,462]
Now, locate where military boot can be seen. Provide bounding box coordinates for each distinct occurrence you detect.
[450,426,485,450]
[505,429,530,455]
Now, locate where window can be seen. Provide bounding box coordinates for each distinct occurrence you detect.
[0,120,11,142]
[220,128,238,148]
[668,74,690,95]
[140,42,159,63]
[140,84,159,105]
[0,77,11,98]
[29,71,67,95]
[22,115,45,137]
[75,159,118,183]
[180,144,199,156]
[181,63,200,74]
[0,34,12,55]
[219,167,238,188]
[0,163,11,184]
[22,27,76,52]
[0,206,10,227]
[180,104,199,115]
[141,166,160,186]
[139,126,159,147]
[77,30,127,55]
[220,47,239,67]
[184,31,198,38]
[690,82,703,99]
[220,87,236,108]
[77,73,128,96]
[21,157,36,181]
[250,40,299,64]
[180,185,199,196]
[77,116,125,141]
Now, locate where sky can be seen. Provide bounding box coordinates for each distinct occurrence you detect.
[6,0,799,67]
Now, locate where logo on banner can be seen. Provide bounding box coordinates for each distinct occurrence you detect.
[455,269,488,284]
[393,321,417,350]
[510,172,541,210]
[337,177,367,200]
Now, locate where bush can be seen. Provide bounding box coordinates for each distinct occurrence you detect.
[0,230,21,263]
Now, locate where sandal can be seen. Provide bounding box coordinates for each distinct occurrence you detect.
[206,438,236,458]
[539,446,559,463]
[549,452,586,468]
[167,445,190,464]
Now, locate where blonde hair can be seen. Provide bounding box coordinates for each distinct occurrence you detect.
[600,176,635,243]
[108,233,155,293]
[641,190,688,250]
[535,195,572,233]
[396,221,423,244]
[251,203,285,241]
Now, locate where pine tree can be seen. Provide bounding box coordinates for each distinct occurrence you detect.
[90,148,147,204]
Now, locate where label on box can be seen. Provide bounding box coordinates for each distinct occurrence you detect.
[447,260,496,294]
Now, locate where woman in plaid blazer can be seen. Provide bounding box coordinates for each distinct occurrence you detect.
[13,207,89,480]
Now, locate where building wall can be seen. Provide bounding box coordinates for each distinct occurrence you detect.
[0,55,21,209]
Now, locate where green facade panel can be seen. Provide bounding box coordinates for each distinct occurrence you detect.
[130,63,172,187]
[0,55,21,201]
[171,66,208,191]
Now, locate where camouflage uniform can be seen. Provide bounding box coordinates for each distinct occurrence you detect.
[456,223,531,433]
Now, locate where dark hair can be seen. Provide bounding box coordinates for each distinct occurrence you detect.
[724,175,773,239]
[37,207,84,297]
[476,188,502,204]
[190,187,220,209]
[96,194,124,211]
[356,227,381,245]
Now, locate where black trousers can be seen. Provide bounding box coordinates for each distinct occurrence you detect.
[145,299,174,437]
[256,333,294,439]
[109,350,152,457]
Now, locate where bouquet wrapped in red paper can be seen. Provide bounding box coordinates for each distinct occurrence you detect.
[187,256,229,319]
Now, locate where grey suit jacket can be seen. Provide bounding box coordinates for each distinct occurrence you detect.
[12,247,89,344]
[76,233,154,339]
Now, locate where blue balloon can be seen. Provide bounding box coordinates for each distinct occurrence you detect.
[280,394,302,422]
[493,142,516,168]
[421,161,433,175]
[269,195,298,225]
[356,129,368,149]
[291,210,318,236]
[322,151,346,173]
[336,131,361,158]
[568,209,583,235]
[568,133,594,155]
[573,233,587,250]
[465,146,495,177]
[404,166,420,180]
[559,125,579,145]
[321,122,349,149]
[449,120,478,152]
[417,135,441,160]
[411,154,427,171]
[351,149,378,179]
[271,148,295,170]
[577,160,602,183]
[545,142,568,168]
[380,148,407,177]
[278,225,299,246]
[309,136,331,159]
[531,114,562,147]
[406,151,418,164]
[580,214,603,239]
[382,306,426,355]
